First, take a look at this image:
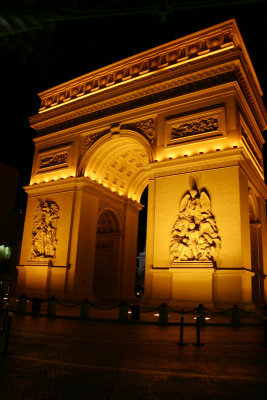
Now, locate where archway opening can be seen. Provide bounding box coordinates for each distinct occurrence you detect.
[249,192,264,305]
[136,186,148,296]
[83,132,153,300]
[93,209,121,299]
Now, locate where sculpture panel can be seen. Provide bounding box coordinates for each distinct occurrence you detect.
[171,117,218,139]
[170,180,220,263]
[29,200,60,260]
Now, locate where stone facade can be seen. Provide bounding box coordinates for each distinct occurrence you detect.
[17,19,267,305]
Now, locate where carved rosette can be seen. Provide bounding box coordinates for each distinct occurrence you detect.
[170,180,221,263]
[29,200,60,261]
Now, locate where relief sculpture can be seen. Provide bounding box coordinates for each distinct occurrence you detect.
[171,117,218,139]
[29,200,60,260]
[170,180,220,263]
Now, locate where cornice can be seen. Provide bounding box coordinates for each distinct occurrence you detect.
[34,19,262,114]
[24,175,143,209]
[29,19,267,138]
[33,66,238,136]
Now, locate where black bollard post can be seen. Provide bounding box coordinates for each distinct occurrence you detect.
[16,293,27,315]
[231,304,240,327]
[198,303,206,326]
[263,305,267,347]
[1,311,14,355]
[131,305,140,320]
[158,302,168,325]
[194,307,204,346]
[176,309,187,346]
[80,298,90,321]
[47,296,57,318]
[32,298,42,315]
[119,301,129,321]
[2,300,10,331]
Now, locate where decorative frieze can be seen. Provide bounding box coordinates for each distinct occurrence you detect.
[32,69,236,136]
[39,152,68,170]
[171,117,218,140]
[37,145,72,173]
[38,27,235,112]
[165,106,225,147]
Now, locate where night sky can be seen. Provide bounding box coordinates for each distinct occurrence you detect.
[1,0,267,210]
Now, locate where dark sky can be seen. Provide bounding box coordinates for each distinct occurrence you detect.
[1,0,267,209]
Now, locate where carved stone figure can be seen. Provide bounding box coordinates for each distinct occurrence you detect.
[29,200,60,260]
[171,117,218,139]
[170,180,220,263]
[122,118,156,142]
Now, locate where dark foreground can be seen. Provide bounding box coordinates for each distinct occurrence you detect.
[0,315,266,400]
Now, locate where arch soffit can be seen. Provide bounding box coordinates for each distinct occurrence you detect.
[81,129,153,173]
[81,129,153,201]
[248,189,259,222]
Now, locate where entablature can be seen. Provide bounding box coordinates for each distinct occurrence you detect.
[29,19,267,137]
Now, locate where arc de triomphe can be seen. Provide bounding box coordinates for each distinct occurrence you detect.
[17,19,267,306]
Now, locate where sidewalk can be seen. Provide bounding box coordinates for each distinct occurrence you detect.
[0,313,266,399]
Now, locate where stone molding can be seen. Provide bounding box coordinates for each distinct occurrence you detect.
[37,23,237,113]
[32,66,237,135]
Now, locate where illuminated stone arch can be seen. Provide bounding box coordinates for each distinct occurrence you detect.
[17,20,267,305]
[81,130,153,202]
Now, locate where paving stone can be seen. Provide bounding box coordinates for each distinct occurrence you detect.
[0,315,266,399]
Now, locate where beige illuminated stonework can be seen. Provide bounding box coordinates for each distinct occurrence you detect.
[17,19,267,306]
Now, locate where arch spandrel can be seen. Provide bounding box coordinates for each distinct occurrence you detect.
[80,130,153,202]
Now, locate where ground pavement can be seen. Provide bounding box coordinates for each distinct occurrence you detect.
[0,312,266,400]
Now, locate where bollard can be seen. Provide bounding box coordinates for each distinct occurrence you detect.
[193,307,204,346]
[231,304,240,327]
[16,293,27,315]
[176,309,187,346]
[2,300,10,331]
[32,298,42,315]
[47,296,56,318]
[119,301,129,321]
[1,311,14,355]
[263,305,267,347]
[158,302,168,325]
[131,305,140,320]
[80,299,90,320]
[198,303,206,326]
